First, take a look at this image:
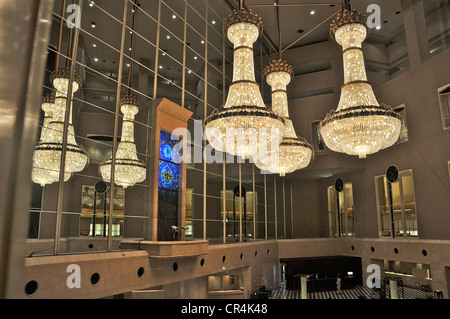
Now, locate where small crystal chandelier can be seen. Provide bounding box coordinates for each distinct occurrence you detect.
[99,5,146,189]
[204,8,284,160]
[99,96,146,189]
[31,93,66,186]
[254,59,313,176]
[319,8,401,159]
[32,68,88,184]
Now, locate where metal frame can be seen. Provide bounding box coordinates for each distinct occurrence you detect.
[30,0,295,256]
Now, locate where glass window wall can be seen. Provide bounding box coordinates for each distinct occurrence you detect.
[27,0,295,256]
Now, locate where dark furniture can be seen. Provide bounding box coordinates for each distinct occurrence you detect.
[281,256,363,292]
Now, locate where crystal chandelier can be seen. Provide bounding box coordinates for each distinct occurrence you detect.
[31,93,65,186]
[204,8,284,160]
[32,68,88,185]
[99,95,146,189]
[254,59,313,176]
[319,9,401,159]
[99,5,146,189]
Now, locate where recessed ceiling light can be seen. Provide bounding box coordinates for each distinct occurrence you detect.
[201,40,205,44]
[166,35,170,39]
[89,1,94,7]
[212,20,216,24]
[127,63,130,67]
[94,58,98,62]
[91,22,96,28]
[376,25,381,30]
[93,43,97,47]
[172,14,176,19]
[188,70,192,74]
[159,65,163,69]
[194,56,197,60]
[310,10,315,15]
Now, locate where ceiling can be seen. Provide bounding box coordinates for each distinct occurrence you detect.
[245,0,406,50]
[51,0,448,84]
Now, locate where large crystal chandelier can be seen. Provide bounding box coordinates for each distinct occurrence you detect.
[99,95,146,189]
[32,68,88,185]
[204,8,284,160]
[254,59,313,176]
[319,9,401,159]
[99,5,146,189]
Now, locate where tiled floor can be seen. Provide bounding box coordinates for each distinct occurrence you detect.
[270,285,435,299]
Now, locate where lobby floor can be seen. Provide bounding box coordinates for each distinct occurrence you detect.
[270,285,435,299]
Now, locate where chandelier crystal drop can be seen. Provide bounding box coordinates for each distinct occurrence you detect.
[204,9,285,160]
[254,59,313,176]
[319,10,401,159]
[99,95,146,189]
[32,68,88,185]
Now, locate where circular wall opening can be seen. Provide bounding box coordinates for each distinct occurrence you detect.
[371,247,375,252]
[422,249,428,256]
[240,253,243,260]
[173,262,178,271]
[90,273,100,285]
[351,245,355,251]
[267,249,270,255]
[222,255,226,263]
[254,250,258,257]
[137,267,145,277]
[25,280,38,296]
[88,244,93,249]
[200,258,205,267]
[394,248,399,254]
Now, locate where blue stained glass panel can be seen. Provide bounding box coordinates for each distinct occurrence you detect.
[159,130,178,162]
[159,160,179,190]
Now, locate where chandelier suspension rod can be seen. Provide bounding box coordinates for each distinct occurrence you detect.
[275,1,282,58]
[55,0,66,71]
[282,9,340,52]
[344,0,352,11]
[128,0,138,95]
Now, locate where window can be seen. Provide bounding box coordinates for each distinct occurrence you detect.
[220,189,257,240]
[327,181,354,237]
[185,188,193,237]
[393,104,408,144]
[375,169,418,238]
[439,84,450,129]
[80,185,124,237]
[158,130,181,241]
[311,120,329,152]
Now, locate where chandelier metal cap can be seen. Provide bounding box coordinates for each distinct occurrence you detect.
[204,104,284,125]
[50,67,82,86]
[330,9,367,35]
[120,94,141,108]
[41,92,55,104]
[224,8,263,33]
[321,103,401,127]
[263,59,294,78]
